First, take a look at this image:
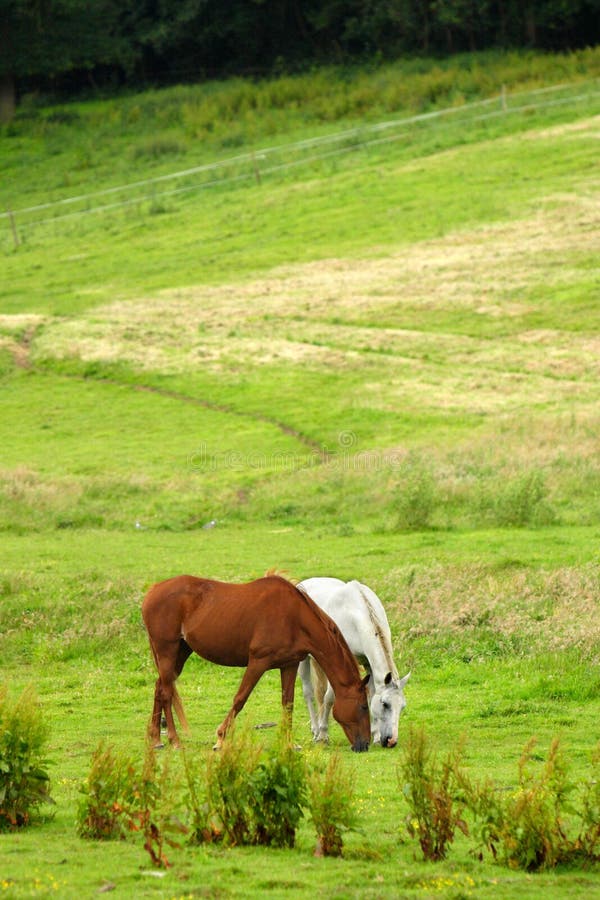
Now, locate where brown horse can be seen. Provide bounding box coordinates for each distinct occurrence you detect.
[141,574,371,751]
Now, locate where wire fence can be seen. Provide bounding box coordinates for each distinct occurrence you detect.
[2,77,599,240]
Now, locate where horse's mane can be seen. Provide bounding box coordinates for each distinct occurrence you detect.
[294,582,361,680]
[261,574,361,681]
[355,583,398,678]
[264,567,297,584]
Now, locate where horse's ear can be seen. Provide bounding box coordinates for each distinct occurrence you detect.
[384,672,392,686]
[399,672,411,688]
[361,673,371,689]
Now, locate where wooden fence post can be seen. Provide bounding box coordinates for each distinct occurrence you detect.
[252,152,262,185]
[7,209,19,248]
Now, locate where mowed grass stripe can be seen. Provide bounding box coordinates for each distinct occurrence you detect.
[2,110,598,315]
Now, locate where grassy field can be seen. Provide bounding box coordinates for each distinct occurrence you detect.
[1,50,599,898]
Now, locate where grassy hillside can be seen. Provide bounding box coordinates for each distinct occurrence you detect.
[1,50,599,898]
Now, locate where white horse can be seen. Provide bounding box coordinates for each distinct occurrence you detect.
[298,577,410,748]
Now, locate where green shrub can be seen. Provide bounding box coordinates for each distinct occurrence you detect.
[576,742,600,861]
[308,751,358,857]
[394,456,438,532]
[205,726,262,846]
[181,748,222,845]
[0,685,53,830]
[400,731,600,870]
[457,737,600,870]
[77,742,182,868]
[77,742,141,841]
[250,722,306,848]
[205,721,306,848]
[132,744,185,868]
[399,726,468,861]
[491,470,555,527]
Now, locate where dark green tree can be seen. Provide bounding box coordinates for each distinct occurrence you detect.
[0,0,130,120]
[1,0,598,117]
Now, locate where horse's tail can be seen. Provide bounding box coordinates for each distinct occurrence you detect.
[172,685,190,734]
[310,658,329,713]
[145,629,190,734]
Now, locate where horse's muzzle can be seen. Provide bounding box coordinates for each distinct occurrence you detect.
[352,738,370,753]
[380,735,397,748]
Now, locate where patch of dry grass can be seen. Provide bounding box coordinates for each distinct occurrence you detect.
[29,182,598,421]
[0,466,83,512]
[382,564,600,659]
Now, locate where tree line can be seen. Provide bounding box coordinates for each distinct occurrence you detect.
[1,0,599,119]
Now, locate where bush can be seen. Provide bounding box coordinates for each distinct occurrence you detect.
[576,742,600,861]
[399,726,468,861]
[253,741,306,847]
[77,742,140,841]
[491,470,555,527]
[308,751,358,857]
[205,721,306,848]
[251,725,306,848]
[459,737,600,870]
[0,685,53,830]
[394,456,438,531]
[205,726,262,846]
[181,748,221,845]
[77,742,183,868]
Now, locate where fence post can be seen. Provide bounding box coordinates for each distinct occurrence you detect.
[7,209,19,248]
[251,152,261,185]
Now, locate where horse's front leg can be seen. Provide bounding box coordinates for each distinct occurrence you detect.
[280,663,299,735]
[214,658,269,750]
[364,667,379,744]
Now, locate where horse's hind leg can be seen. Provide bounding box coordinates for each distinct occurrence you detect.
[149,638,191,748]
[149,677,164,746]
[170,639,192,735]
[299,658,320,738]
[312,660,332,743]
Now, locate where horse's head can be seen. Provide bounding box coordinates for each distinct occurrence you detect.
[332,674,371,752]
[370,671,410,748]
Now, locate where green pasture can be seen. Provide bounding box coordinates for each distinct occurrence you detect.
[1,51,599,898]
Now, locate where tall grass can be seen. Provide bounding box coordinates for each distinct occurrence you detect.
[400,727,600,870]
[0,686,53,830]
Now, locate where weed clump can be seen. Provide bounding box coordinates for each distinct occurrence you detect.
[308,750,358,857]
[394,456,438,532]
[76,742,134,841]
[78,721,362,863]
[487,470,556,527]
[0,685,53,830]
[77,741,183,867]
[458,737,600,870]
[399,725,467,861]
[251,730,307,848]
[205,720,306,848]
[400,727,600,870]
